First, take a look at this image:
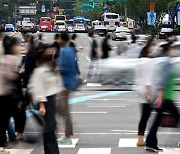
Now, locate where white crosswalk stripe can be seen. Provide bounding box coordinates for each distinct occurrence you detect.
[7,149,34,154]
[118,138,138,147]
[77,148,111,154]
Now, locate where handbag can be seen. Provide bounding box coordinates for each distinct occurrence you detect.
[160,111,179,128]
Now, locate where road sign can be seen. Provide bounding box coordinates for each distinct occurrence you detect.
[177,3,180,11]
[82,2,98,11]
[103,9,108,13]
[42,5,45,12]
[178,11,180,25]
[147,12,156,25]
[150,2,155,11]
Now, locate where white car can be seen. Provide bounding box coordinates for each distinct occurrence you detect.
[54,22,66,32]
[112,26,131,41]
[66,25,74,33]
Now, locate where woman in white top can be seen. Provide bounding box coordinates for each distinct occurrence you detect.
[28,46,61,154]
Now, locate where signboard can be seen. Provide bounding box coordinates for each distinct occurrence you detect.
[42,5,45,12]
[147,12,156,25]
[177,3,180,11]
[82,2,98,11]
[178,11,180,25]
[150,2,155,11]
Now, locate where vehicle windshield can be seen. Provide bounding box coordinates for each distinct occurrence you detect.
[74,19,84,24]
[56,16,65,20]
[66,21,73,26]
[106,15,119,19]
[56,22,65,26]
[5,24,13,28]
[41,18,51,22]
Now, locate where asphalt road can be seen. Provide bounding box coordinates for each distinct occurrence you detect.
[4,32,180,154]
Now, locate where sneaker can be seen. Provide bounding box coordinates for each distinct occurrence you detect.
[0,147,10,154]
[57,136,72,145]
[146,146,163,152]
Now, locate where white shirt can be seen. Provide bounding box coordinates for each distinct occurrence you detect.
[28,64,62,103]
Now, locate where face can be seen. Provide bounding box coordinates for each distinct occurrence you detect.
[11,45,22,55]
[59,39,66,46]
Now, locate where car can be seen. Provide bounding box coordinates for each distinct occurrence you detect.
[94,25,107,37]
[54,22,66,32]
[111,26,131,41]
[21,21,36,33]
[158,28,173,39]
[4,24,15,32]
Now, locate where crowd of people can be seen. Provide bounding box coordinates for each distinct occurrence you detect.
[0,30,179,154]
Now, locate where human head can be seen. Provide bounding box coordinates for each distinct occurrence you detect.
[3,35,12,54]
[54,33,60,41]
[59,32,70,46]
[9,37,22,55]
[106,34,111,40]
[71,33,77,41]
[131,34,137,43]
[88,30,95,38]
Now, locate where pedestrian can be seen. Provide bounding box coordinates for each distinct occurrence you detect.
[87,30,100,78]
[126,34,141,58]
[136,37,155,146]
[28,45,61,154]
[0,32,4,57]
[0,37,22,153]
[57,32,80,145]
[145,41,179,152]
[101,34,112,59]
[69,33,80,75]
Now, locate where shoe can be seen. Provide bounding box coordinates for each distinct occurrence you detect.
[146,146,163,152]
[6,140,18,149]
[57,136,72,145]
[0,147,10,154]
[137,141,145,147]
[16,133,24,140]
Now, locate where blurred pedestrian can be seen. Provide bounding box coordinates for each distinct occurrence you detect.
[57,32,80,145]
[145,41,179,152]
[28,45,60,154]
[88,30,100,78]
[0,32,4,57]
[69,33,80,75]
[101,34,112,59]
[116,36,128,55]
[136,37,155,146]
[0,37,22,152]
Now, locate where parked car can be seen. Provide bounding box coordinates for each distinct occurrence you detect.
[4,24,15,32]
[111,26,131,41]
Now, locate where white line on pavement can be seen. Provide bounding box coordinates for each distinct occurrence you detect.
[87,106,126,108]
[70,112,107,114]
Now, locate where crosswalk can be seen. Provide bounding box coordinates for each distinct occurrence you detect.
[4,138,180,154]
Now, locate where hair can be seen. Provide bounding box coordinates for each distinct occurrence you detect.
[131,34,137,43]
[161,41,173,56]
[71,33,77,40]
[88,30,94,37]
[54,33,60,40]
[3,35,12,54]
[37,44,49,64]
[38,34,43,40]
[9,37,21,54]
[60,32,69,42]
[139,36,154,58]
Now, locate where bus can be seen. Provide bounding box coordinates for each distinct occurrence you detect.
[40,17,53,32]
[73,16,86,32]
[54,15,66,25]
[101,13,120,31]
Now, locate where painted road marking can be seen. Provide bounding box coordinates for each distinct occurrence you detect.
[8,149,33,154]
[118,138,138,147]
[160,149,180,153]
[58,139,79,148]
[87,106,126,108]
[71,112,107,114]
[87,83,102,87]
[78,148,111,154]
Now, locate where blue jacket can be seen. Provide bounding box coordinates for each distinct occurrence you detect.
[59,46,79,90]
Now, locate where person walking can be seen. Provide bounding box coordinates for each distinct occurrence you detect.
[0,37,22,153]
[28,45,60,154]
[136,37,155,146]
[145,41,179,152]
[57,32,80,145]
[101,34,112,59]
